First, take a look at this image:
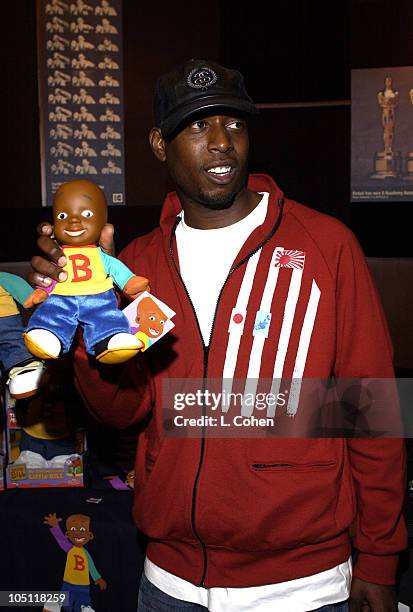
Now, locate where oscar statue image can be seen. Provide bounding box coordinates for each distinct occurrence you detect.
[403,87,413,179]
[370,75,401,178]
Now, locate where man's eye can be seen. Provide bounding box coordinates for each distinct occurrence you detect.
[191,120,206,130]
[81,209,94,218]
[70,526,76,531]
[79,527,86,532]
[227,120,244,130]
[149,316,156,321]
[57,212,68,220]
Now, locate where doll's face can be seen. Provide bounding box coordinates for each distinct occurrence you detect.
[53,179,107,246]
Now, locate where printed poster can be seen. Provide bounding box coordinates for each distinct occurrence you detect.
[37,0,125,206]
[351,65,413,202]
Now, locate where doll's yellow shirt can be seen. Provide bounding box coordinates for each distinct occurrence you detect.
[53,245,113,296]
[64,547,89,585]
[0,285,19,316]
[21,398,71,440]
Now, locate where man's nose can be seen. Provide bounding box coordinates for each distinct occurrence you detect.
[207,123,233,153]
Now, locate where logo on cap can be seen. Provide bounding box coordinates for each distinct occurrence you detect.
[186,67,217,89]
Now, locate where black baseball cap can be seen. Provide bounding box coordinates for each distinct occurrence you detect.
[153,58,258,141]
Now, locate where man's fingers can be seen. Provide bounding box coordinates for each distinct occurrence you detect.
[37,235,66,266]
[99,223,115,256]
[29,255,67,286]
[36,222,54,237]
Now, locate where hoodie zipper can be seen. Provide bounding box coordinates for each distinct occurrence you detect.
[168,197,284,587]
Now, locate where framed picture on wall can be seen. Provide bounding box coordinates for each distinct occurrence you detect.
[351,66,413,202]
[351,65,413,202]
[37,0,126,207]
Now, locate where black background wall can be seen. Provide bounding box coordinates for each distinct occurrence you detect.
[2,0,413,261]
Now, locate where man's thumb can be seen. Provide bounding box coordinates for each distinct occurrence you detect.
[99,223,116,256]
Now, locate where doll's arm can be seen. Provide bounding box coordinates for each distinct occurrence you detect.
[99,248,149,297]
[123,275,150,299]
[0,272,33,306]
[24,283,56,308]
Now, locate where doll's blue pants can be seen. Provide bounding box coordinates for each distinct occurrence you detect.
[25,289,131,355]
[0,313,34,372]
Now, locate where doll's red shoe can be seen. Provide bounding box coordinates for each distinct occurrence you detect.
[95,332,143,364]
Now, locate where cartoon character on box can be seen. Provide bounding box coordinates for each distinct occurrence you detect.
[24,179,149,364]
[0,272,44,398]
[130,296,168,351]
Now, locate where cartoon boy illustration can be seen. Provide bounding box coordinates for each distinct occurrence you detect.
[44,512,106,612]
[130,296,168,351]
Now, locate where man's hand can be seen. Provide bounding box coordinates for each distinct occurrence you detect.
[43,513,61,528]
[350,577,397,611]
[28,222,116,288]
[123,275,150,300]
[95,577,107,590]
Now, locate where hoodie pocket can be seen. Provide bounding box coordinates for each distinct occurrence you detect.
[251,460,336,472]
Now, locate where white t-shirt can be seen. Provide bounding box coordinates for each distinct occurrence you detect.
[145,192,352,609]
[175,192,269,345]
[145,557,351,612]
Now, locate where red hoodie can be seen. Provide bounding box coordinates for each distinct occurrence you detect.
[74,174,407,588]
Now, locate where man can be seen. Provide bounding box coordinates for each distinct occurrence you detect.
[30,59,407,611]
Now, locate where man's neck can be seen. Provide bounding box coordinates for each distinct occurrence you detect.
[181,189,262,230]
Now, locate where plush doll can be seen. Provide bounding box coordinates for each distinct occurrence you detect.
[24,179,149,364]
[12,358,85,469]
[0,272,44,398]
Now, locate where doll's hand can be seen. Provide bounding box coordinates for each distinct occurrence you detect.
[43,512,61,528]
[95,578,107,590]
[24,287,49,308]
[123,275,150,300]
[29,222,116,288]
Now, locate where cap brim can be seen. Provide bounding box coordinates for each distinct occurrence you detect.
[160,96,258,141]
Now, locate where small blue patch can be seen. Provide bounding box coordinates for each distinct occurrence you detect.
[253,311,272,337]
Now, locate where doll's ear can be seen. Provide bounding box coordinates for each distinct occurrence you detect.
[89,532,94,540]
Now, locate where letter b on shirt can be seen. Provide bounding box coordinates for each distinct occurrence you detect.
[73,553,86,572]
[69,254,92,283]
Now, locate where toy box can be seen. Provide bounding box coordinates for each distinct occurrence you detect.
[0,390,6,490]
[0,453,4,491]
[4,358,87,489]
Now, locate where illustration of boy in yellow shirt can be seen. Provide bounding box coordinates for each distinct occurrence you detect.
[44,512,106,612]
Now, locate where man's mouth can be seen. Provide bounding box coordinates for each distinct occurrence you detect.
[148,328,160,336]
[64,229,86,237]
[205,164,235,184]
[74,537,86,543]
[207,165,232,176]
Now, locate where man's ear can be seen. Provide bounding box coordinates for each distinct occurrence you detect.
[149,127,166,162]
